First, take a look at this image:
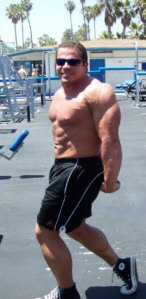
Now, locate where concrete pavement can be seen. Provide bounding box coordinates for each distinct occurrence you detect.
[0,97,146,299]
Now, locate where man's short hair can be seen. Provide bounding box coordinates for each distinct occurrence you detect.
[57,41,87,62]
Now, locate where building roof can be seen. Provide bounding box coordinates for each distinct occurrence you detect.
[36,39,146,50]
[9,39,146,57]
[81,39,146,50]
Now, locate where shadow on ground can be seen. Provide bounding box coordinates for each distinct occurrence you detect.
[0,174,45,180]
[85,282,146,298]
[0,234,3,245]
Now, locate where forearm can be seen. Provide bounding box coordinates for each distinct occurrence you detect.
[101,139,122,192]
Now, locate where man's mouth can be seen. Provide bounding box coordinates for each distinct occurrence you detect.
[61,72,72,77]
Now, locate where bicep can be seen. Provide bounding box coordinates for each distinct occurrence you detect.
[98,102,121,143]
[87,82,120,141]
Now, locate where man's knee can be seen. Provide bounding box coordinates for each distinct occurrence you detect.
[35,223,43,243]
[35,222,59,245]
[35,223,50,243]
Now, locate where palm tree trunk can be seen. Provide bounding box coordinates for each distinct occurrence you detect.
[21,20,24,48]
[69,13,73,40]
[27,16,33,48]
[107,25,112,39]
[140,5,146,38]
[87,20,90,40]
[14,23,18,50]
[144,24,146,38]
[122,25,126,39]
[81,3,87,40]
[93,18,96,39]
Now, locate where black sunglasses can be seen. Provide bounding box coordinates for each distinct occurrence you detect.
[56,58,82,66]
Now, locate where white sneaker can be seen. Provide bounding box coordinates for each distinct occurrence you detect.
[36,285,81,299]
[41,287,60,299]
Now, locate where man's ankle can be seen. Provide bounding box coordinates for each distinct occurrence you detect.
[59,284,80,299]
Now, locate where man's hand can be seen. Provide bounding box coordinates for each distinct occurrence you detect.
[100,180,121,193]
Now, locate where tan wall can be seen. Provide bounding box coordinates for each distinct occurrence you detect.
[12,52,43,61]
[88,49,145,59]
[12,49,145,66]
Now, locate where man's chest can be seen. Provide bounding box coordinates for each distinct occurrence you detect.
[49,98,90,126]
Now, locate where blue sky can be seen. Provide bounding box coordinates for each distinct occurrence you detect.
[0,0,136,46]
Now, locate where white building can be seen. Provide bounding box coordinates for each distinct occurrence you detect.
[9,39,146,95]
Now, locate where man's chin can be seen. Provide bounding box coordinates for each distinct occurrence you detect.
[61,77,71,83]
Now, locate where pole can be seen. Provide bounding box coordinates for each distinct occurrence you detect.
[134,42,140,107]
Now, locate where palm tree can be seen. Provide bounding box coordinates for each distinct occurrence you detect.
[127,21,144,38]
[104,0,116,38]
[134,0,146,38]
[140,2,146,37]
[99,30,109,39]
[6,4,20,49]
[99,30,114,39]
[24,37,31,48]
[38,34,57,47]
[61,29,73,42]
[65,0,75,40]
[17,4,27,48]
[91,4,103,39]
[20,0,33,48]
[84,6,92,40]
[120,0,136,38]
[74,24,88,41]
[79,0,87,40]
[102,0,122,38]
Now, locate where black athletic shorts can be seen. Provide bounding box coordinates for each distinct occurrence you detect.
[37,156,104,233]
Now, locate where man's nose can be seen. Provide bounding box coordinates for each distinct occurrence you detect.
[63,61,70,67]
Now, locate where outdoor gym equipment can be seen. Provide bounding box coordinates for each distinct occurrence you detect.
[0,129,29,160]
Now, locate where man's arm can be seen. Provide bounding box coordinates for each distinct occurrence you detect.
[92,83,122,193]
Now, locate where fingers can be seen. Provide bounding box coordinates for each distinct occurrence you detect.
[100,180,121,193]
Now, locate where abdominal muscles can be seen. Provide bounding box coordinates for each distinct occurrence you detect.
[50,101,101,158]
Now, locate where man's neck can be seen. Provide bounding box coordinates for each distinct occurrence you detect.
[62,75,90,94]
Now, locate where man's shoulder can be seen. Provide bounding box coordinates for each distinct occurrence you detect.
[85,78,115,103]
[89,78,113,91]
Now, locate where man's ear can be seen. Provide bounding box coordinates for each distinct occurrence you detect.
[83,61,88,72]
